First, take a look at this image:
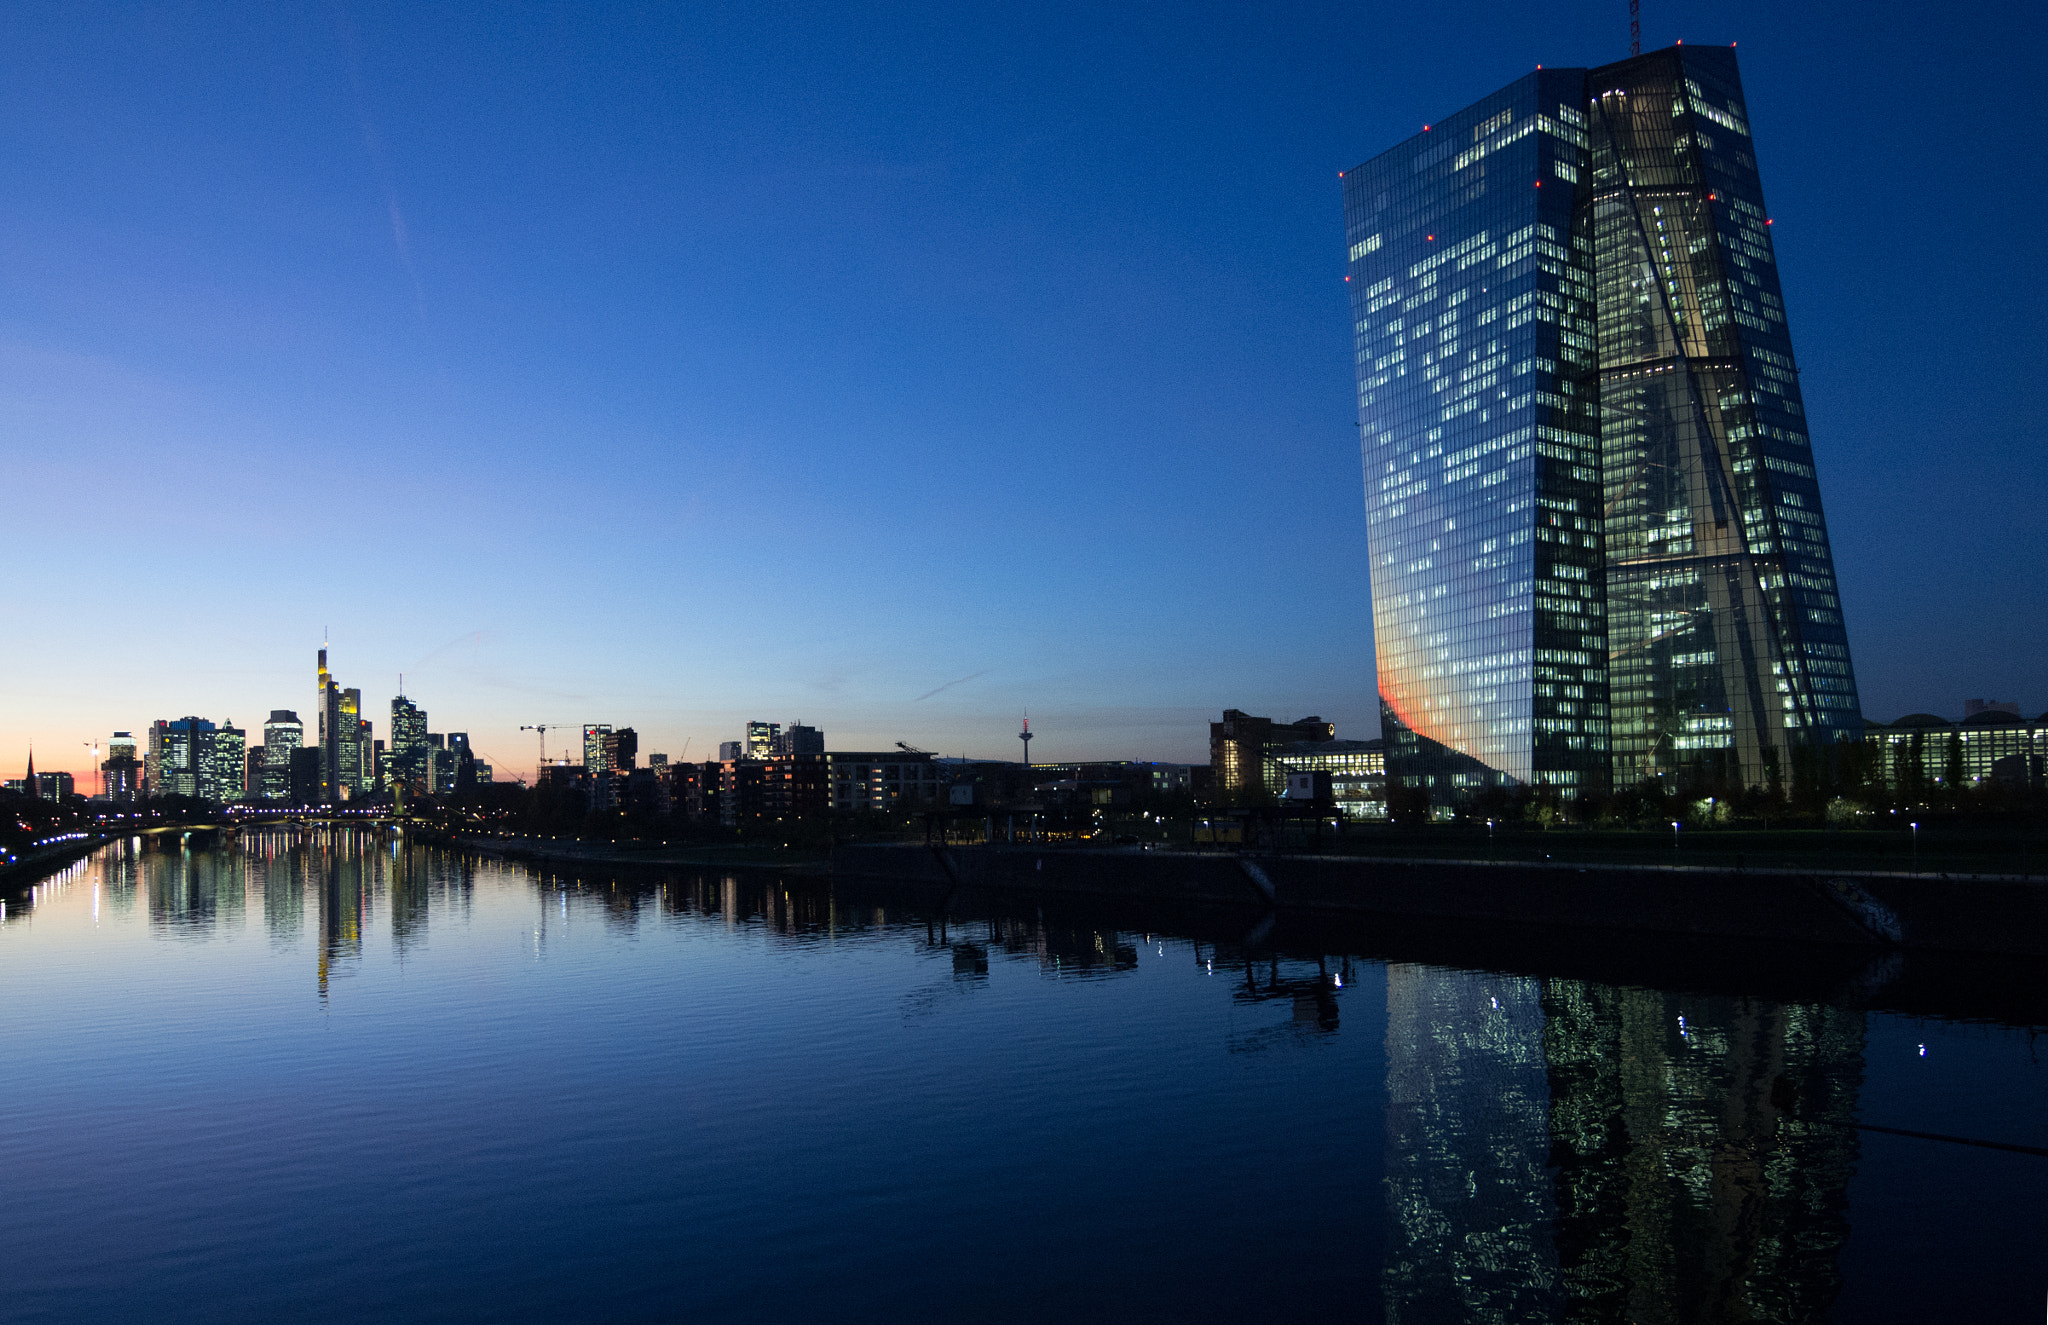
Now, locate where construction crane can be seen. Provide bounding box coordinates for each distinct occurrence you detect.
[82,739,100,798]
[519,724,576,777]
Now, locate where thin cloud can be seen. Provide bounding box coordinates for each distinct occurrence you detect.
[912,671,987,703]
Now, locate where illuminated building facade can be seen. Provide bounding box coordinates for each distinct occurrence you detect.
[102,731,141,805]
[206,722,245,804]
[147,717,212,800]
[1585,47,1862,791]
[1267,738,1387,820]
[1343,47,1861,804]
[390,697,428,789]
[1865,709,2047,793]
[1208,710,1335,799]
[260,711,302,801]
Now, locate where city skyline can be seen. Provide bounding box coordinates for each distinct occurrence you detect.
[3,2,2042,780]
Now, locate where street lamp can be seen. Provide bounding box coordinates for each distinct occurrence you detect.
[1910,820,1919,871]
[1672,820,1682,852]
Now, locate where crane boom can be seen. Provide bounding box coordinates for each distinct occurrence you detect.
[518,723,575,774]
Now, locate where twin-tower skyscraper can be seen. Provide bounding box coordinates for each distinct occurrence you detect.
[1343,45,1862,805]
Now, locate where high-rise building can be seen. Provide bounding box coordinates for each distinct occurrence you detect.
[36,771,75,800]
[390,696,428,789]
[745,721,779,762]
[772,724,824,758]
[318,647,340,803]
[583,724,613,773]
[206,722,245,804]
[102,732,141,805]
[1342,46,1860,805]
[147,718,213,800]
[260,711,302,801]
[335,690,365,796]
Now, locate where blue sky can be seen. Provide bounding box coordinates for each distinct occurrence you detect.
[3,0,2042,779]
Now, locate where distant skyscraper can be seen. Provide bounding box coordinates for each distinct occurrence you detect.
[206,721,246,805]
[1343,46,1860,804]
[772,724,823,758]
[317,648,340,803]
[744,721,779,762]
[583,723,614,773]
[261,711,302,801]
[147,717,217,801]
[103,732,141,805]
[390,696,428,788]
[336,689,365,796]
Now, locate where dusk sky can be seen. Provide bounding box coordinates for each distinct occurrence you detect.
[4,0,2041,781]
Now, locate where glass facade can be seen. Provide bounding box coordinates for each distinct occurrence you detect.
[1344,48,1861,804]
[1344,70,1609,800]
[1586,47,1862,792]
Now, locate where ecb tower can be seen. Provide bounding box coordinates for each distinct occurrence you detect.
[1343,46,1861,805]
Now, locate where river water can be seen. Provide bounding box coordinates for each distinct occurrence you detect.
[0,833,2040,1322]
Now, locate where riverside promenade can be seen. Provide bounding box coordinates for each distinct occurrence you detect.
[832,841,2048,958]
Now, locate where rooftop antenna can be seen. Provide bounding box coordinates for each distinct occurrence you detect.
[1630,0,1640,55]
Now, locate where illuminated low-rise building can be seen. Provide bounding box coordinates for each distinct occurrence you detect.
[1268,739,1388,821]
[1209,710,1336,799]
[1864,710,2046,792]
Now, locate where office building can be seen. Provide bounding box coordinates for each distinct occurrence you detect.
[288,746,323,805]
[206,722,245,804]
[771,724,824,758]
[582,724,613,774]
[1343,47,1861,805]
[102,732,142,805]
[147,717,213,800]
[318,648,340,803]
[1209,711,1336,798]
[36,771,75,800]
[745,721,780,762]
[260,711,302,801]
[1866,709,2046,793]
[1269,739,1388,821]
[390,697,428,789]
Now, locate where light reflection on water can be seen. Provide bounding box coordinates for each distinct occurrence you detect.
[0,832,2040,1323]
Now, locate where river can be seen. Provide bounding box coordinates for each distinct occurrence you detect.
[0,832,2040,1322]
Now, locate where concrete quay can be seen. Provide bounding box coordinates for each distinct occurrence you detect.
[832,841,2048,957]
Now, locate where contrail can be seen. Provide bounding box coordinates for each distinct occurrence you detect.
[912,671,987,702]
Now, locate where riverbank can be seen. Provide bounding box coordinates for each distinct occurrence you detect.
[421,828,830,875]
[833,841,2048,957]
[0,832,114,892]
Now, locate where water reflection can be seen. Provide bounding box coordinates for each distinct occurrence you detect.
[1,843,2039,1321]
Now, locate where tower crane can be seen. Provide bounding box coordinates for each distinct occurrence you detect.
[519,724,576,777]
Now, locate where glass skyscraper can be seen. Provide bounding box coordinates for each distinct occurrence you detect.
[1343,46,1860,804]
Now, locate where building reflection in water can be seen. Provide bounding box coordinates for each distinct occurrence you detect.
[390,841,429,958]
[259,835,306,945]
[1383,965,1863,1323]
[1383,967,1559,1323]
[316,837,369,1000]
[146,836,247,936]
[1540,983,1861,1325]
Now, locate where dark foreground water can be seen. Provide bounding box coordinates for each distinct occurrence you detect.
[0,833,2041,1323]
